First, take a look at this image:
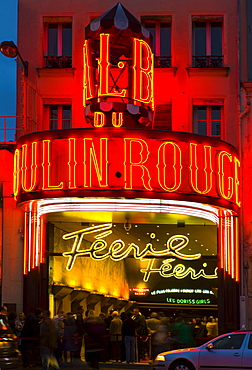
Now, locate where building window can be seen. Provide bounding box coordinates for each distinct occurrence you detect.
[142,17,171,68]
[192,19,223,67]
[193,105,222,139]
[153,105,172,129]
[44,17,72,68]
[47,105,72,130]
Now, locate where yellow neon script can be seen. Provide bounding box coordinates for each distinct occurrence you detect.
[62,223,217,282]
[140,258,218,282]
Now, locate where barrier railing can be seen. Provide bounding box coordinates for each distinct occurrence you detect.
[0,116,23,144]
[17,333,211,362]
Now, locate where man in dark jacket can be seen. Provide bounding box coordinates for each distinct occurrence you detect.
[21,307,43,368]
[122,312,137,363]
[132,308,148,361]
[75,306,85,361]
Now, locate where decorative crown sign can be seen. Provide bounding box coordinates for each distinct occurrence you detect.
[83,3,154,128]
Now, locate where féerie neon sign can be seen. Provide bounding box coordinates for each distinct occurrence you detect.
[62,223,218,282]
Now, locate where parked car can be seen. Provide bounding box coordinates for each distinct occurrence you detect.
[153,330,252,370]
[0,317,22,369]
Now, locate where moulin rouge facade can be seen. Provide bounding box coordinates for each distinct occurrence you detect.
[3,0,252,333]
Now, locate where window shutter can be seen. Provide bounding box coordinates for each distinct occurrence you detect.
[154,105,172,130]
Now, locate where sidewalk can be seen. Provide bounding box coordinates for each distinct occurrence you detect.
[17,360,153,370]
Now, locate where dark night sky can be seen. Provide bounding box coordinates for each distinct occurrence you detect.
[0,0,17,117]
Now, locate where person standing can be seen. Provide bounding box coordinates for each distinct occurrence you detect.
[84,310,106,370]
[109,311,123,362]
[52,311,65,365]
[75,306,85,361]
[206,317,218,338]
[15,312,26,351]
[122,312,137,364]
[8,311,17,334]
[21,307,43,368]
[153,320,170,358]
[146,312,161,335]
[0,306,8,325]
[61,312,78,362]
[132,308,147,361]
[40,310,59,370]
[193,317,207,346]
[146,312,161,359]
[173,316,195,349]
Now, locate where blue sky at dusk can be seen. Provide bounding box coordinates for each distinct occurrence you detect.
[0,0,18,116]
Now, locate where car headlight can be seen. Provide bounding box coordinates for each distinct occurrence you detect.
[155,354,166,362]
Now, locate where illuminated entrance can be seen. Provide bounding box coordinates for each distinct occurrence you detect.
[19,197,236,322]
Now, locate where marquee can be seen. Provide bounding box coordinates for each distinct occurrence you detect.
[14,128,240,210]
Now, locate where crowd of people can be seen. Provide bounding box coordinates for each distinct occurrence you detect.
[0,305,219,370]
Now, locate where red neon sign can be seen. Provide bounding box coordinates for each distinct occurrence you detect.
[157,141,182,192]
[189,144,213,194]
[132,38,154,109]
[42,140,63,190]
[83,34,154,111]
[124,138,152,190]
[21,143,38,192]
[83,138,108,188]
[14,129,241,210]
[98,33,127,98]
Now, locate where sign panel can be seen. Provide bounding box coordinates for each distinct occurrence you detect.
[14,129,240,210]
[57,222,218,306]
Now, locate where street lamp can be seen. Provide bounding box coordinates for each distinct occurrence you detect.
[0,41,28,76]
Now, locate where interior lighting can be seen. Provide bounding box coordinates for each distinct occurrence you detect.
[124,220,131,232]
[36,198,219,225]
[25,197,238,279]
[0,41,28,76]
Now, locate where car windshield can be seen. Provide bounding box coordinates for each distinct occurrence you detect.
[212,334,245,349]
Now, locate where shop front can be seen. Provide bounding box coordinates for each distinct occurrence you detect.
[13,3,241,333]
[13,126,240,333]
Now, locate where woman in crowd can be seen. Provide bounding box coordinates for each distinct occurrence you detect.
[61,312,78,362]
[15,312,26,351]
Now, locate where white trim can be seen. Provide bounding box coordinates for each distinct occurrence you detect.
[36,197,219,224]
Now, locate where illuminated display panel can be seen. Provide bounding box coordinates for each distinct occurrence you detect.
[22,197,239,290]
[14,129,241,211]
[47,209,218,306]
